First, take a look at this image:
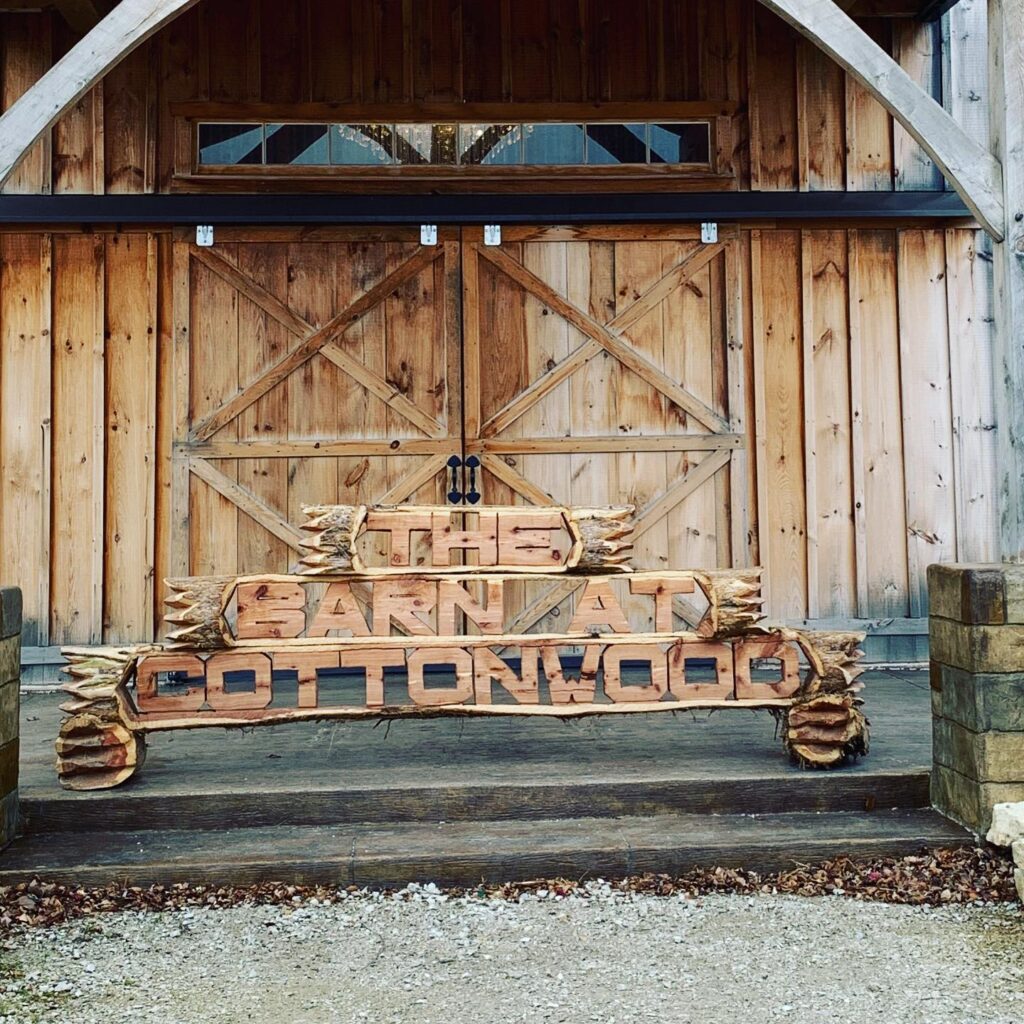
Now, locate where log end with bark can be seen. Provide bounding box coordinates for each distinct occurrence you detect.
[784,692,870,769]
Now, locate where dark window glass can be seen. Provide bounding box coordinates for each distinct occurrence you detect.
[649,122,711,165]
[265,123,329,165]
[394,124,458,164]
[459,124,522,165]
[198,123,263,165]
[331,124,393,165]
[523,123,585,164]
[585,123,647,164]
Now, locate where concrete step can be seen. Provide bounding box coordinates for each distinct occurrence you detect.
[0,808,971,888]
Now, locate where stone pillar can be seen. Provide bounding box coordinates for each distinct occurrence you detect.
[929,564,1024,833]
[0,588,20,848]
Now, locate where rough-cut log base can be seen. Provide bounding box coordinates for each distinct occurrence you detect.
[784,693,869,768]
[56,711,145,791]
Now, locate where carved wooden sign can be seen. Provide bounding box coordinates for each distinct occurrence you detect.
[57,504,870,790]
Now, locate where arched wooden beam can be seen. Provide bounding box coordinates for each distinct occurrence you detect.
[0,0,202,189]
[757,0,1006,240]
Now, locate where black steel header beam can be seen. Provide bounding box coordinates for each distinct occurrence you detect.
[0,191,970,225]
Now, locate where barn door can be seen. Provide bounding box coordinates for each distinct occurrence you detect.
[461,226,747,633]
[171,228,461,578]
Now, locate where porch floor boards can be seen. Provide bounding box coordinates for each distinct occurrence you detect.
[2,670,973,885]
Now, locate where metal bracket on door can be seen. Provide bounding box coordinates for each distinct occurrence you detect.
[483,225,502,246]
[420,224,438,246]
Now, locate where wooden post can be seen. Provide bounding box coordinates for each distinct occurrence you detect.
[988,0,1024,561]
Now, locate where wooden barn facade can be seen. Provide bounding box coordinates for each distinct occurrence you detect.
[0,0,1018,669]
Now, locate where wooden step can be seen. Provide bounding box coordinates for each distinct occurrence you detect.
[0,809,971,889]
[19,768,931,835]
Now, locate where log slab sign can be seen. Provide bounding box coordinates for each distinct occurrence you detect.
[56,505,868,790]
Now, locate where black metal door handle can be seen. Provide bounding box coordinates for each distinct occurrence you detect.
[465,455,481,504]
[446,455,463,504]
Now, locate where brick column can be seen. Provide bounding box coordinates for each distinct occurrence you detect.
[929,564,1024,833]
[0,588,20,848]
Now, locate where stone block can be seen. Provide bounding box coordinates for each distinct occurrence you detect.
[0,789,15,849]
[0,634,20,686]
[1013,839,1024,868]
[1015,867,1024,904]
[988,803,1024,846]
[928,564,1007,625]
[1004,567,1024,625]
[0,588,21,641]
[933,718,1024,783]
[929,617,1024,674]
[931,763,1024,834]
[930,662,1024,732]
[0,679,17,748]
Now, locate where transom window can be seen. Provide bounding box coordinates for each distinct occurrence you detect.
[197,121,713,168]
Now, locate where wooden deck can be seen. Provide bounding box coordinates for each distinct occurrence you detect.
[2,669,971,886]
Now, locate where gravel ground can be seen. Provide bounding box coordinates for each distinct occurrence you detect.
[1,883,1022,1024]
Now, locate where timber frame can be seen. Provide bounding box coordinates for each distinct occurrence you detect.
[0,0,1019,562]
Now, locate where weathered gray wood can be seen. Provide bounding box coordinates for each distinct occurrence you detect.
[0,809,971,889]
[988,0,1024,560]
[759,0,1005,238]
[0,0,202,188]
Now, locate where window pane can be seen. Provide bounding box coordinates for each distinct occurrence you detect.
[585,123,647,164]
[459,124,522,165]
[331,124,393,165]
[198,123,263,165]
[649,122,711,165]
[394,124,457,164]
[265,123,329,165]
[523,123,585,164]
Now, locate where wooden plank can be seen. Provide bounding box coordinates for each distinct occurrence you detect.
[760,0,1003,237]
[892,19,943,191]
[51,15,103,195]
[850,230,909,617]
[153,234,173,633]
[944,228,998,563]
[896,229,956,617]
[169,239,191,576]
[0,235,51,646]
[750,230,772,613]
[754,230,807,619]
[988,0,1024,558]
[724,240,750,567]
[1,12,52,195]
[847,231,869,617]
[633,450,732,540]
[104,234,157,642]
[50,235,103,644]
[795,38,845,191]
[802,230,855,619]
[471,435,744,455]
[845,18,894,192]
[750,4,798,191]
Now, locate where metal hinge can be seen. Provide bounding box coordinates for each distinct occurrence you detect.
[484,224,502,246]
[420,224,438,246]
[701,222,718,244]
[195,225,214,247]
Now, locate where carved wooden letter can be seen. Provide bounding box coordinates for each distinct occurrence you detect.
[497,510,564,566]
[235,581,306,640]
[541,646,600,704]
[567,580,632,634]
[205,652,273,712]
[340,649,406,707]
[307,582,370,637]
[437,579,504,635]
[371,580,437,636]
[406,647,474,706]
[602,644,669,702]
[274,651,341,708]
[431,511,498,566]
[473,648,539,704]
[628,576,696,632]
[667,641,735,700]
[365,509,433,567]
[136,654,207,713]
[734,638,801,699]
